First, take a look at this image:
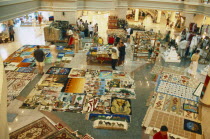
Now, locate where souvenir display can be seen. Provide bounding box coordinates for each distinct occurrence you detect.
[46,67,71,75]
[82,95,111,114]
[110,98,131,115]
[86,45,113,65]
[184,119,202,134]
[68,68,86,78]
[93,120,128,130]
[62,78,86,93]
[87,113,131,123]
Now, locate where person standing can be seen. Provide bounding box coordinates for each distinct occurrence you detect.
[73,31,80,53]
[8,24,15,42]
[119,42,126,65]
[188,50,200,77]
[92,34,98,45]
[111,43,119,70]
[126,27,131,45]
[178,39,188,57]
[153,126,168,139]
[34,45,45,74]
[94,23,98,34]
[49,42,58,66]
[83,20,89,37]
[88,22,94,37]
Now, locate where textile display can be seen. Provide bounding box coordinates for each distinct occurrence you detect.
[9,117,57,139]
[62,78,86,93]
[46,128,79,139]
[46,67,71,75]
[16,67,35,73]
[184,119,202,134]
[144,108,200,139]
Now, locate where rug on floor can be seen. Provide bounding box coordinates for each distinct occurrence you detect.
[9,117,57,139]
[46,128,79,139]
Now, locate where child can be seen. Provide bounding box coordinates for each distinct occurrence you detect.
[98,37,103,45]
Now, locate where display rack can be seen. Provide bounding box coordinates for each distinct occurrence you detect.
[108,16,118,29]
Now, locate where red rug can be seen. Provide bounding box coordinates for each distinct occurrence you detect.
[10,117,57,139]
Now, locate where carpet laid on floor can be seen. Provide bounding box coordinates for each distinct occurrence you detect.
[9,117,57,139]
[46,128,79,139]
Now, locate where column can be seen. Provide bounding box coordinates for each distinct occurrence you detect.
[170,11,176,23]
[134,9,139,22]
[0,57,9,139]
[156,10,162,23]
[201,68,210,106]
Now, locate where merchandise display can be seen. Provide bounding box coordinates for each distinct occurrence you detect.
[9,117,90,139]
[20,67,136,130]
[86,45,113,65]
[3,45,74,106]
[162,47,181,63]
[142,64,203,139]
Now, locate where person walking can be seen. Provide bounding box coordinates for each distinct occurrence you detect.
[49,42,58,66]
[88,22,94,37]
[111,43,119,70]
[8,24,15,42]
[73,31,80,53]
[33,45,45,74]
[188,50,200,77]
[119,42,126,65]
[153,126,168,139]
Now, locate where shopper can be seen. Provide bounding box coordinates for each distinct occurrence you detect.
[92,34,99,45]
[126,27,132,45]
[178,39,188,57]
[8,24,15,42]
[188,50,200,77]
[98,37,103,45]
[111,43,119,70]
[33,45,45,74]
[73,31,80,53]
[49,42,58,66]
[108,35,115,45]
[94,23,98,34]
[119,42,126,65]
[88,22,94,37]
[153,125,168,139]
[148,46,153,60]
[83,20,89,37]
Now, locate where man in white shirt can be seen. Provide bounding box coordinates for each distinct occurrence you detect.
[88,22,94,37]
[111,43,119,70]
[126,27,131,44]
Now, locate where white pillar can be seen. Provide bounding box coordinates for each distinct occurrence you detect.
[201,68,210,106]
[170,12,176,23]
[134,9,139,22]
[157,10,162,23]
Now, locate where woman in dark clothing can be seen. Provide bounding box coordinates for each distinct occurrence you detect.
[119,42,126,65]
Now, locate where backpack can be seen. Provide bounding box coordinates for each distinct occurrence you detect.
[112,48,117,53]
[130,28,133,35]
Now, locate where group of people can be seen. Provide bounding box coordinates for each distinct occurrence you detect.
[33,42,58,74]
[111,41,126,70]
[76,18,98,38]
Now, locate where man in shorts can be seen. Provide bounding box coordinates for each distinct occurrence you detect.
[33,45,45,74]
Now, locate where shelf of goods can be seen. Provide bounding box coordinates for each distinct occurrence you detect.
[108,16,118,29]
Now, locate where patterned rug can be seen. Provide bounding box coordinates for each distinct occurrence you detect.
[9,117,57,139]
[46,128,79,139]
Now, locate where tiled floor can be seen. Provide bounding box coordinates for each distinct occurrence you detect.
[1,19,210,139]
